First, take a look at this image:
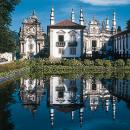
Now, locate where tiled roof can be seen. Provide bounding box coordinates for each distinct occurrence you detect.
[48,20,86,29]
[55,20,82,27]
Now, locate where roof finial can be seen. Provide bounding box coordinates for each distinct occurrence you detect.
[112,11,117,34]
[106,16,110,31]
[79,7,84,25]
[50,7,55,25]
[71,8,75,22]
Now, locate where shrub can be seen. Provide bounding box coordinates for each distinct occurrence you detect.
[69,59,82,66]
[61,59,82,66]
[126,59,130,66]
[84,59,94,66]
[114,59,125,67]
[103,60,111,67]
[95,59,103,66]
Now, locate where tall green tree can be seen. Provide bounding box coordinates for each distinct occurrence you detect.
[0,0,20,53]
[126,19,130,31]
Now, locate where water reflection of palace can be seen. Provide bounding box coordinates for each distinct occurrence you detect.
[47,76,84,127]
[83,78,111,111]
[20,78,45,113]
[84,78,117,119]
[112,79,130,101]
[18,76,130,128]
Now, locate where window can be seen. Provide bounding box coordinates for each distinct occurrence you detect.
[70,48,76,55]
[92,40,97,48]
[58,35,64,42]
[58,91,64,98]
[92,84,96,90]
[59,48,64,55]
[70,33,76,42]
[22,43,24,53]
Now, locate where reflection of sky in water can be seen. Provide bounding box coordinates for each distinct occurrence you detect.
[1,76,130,130]
[11,100,130,130]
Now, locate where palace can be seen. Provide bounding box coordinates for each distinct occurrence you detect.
[19,8,130,60]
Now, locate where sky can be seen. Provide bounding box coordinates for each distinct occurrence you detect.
[11,0,130,32]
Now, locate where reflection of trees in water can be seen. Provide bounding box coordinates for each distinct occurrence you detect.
[0,82,16,130]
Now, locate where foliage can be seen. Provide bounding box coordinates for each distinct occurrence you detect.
[0,0,20,52]
[126,59,130,66]
[83,59,94,66]
[95,59,104,66]
[0,61,27,73]
[114,59,125,67]
[103,60,112,67]
[117,26,122,32]
[126,19,130,31]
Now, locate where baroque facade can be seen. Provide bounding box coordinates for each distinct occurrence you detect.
[19,11,46,59]
[84,12,117,57]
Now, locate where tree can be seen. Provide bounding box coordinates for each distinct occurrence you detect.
[117,26,122,33]
[0,0,20,53]
[126,19,130,31]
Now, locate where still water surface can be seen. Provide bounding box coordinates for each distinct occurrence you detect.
[0,75,130,130]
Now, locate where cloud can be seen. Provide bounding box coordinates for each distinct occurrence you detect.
[80,0,130,6]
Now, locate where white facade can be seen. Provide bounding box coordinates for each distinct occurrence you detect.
[114,30,130,57]
[19,11,46,59]
[48,8,85,60]
[49,28,83,59]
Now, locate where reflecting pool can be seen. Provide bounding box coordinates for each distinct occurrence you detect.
[0,75,130,130]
